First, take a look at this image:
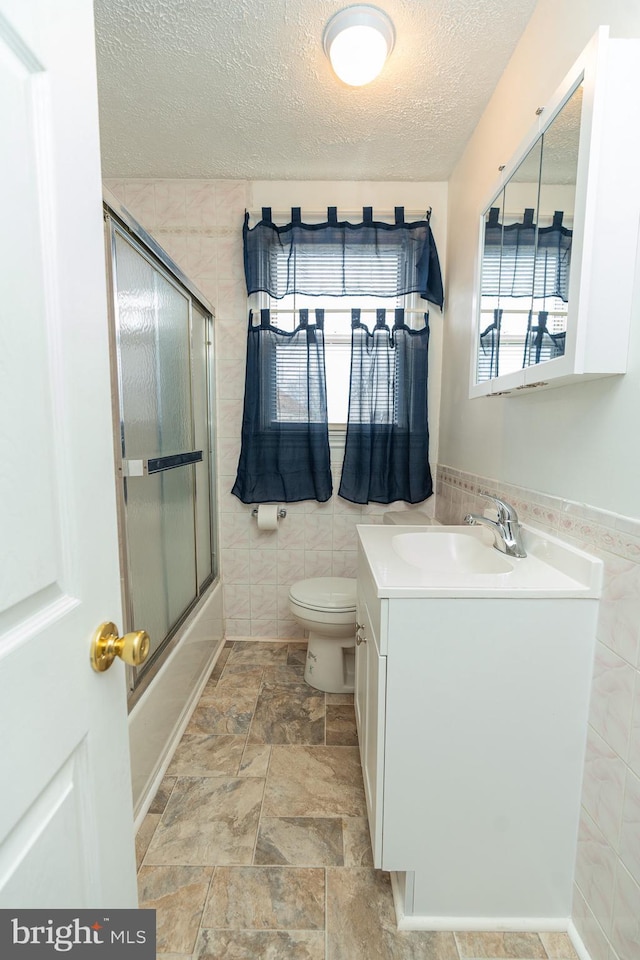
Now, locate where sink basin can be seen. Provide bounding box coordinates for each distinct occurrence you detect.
[357,523,603,598]
[392,530,512,575]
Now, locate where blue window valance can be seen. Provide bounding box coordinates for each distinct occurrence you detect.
[243,206,444,308]
[482,207,572,302]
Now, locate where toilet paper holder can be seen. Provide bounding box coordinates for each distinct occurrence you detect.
[251,507,287,519]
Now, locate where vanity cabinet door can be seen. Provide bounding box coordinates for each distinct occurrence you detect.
[355,598,386,868]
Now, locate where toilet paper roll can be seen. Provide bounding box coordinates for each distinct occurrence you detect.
[256,504,279,531]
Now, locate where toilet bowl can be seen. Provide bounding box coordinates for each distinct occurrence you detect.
[288,577,357,694]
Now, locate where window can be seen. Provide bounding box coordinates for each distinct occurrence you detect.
[478,208,571,380]
[256,290,420,425]
[233,207,442,505]
[477,294,568,380]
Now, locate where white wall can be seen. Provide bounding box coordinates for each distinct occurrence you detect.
[441,0,640,519]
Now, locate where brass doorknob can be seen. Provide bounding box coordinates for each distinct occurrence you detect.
[90,621,151,673]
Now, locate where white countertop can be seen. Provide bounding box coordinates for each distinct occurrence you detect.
[357,523,603,599]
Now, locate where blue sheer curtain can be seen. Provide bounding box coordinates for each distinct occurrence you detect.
[338,309,432,505]
[231,309,332,504]
[523,310,567,366]
[479,308,503,380]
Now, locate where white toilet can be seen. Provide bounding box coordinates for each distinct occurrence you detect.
[288,577,357,693]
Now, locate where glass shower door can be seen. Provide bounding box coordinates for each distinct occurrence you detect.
[111,227,204,675]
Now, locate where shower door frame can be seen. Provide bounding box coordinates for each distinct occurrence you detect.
[103,198,218,708]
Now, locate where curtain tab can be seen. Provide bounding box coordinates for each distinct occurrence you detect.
[291,207,302,224]
[552,210,563,227]
[351,308,361,327]
[260,308,271,327]
[394,207,405,225]
[523,208,534,227]
[299,308,309,327]
[426,206,432,223]
[327,206,338,224]
[363,206,373,224]
[394,308,405,327]
[488,207,500,226]
[261,207,272,224]
[376,309,386,327]
[315,309,325,329]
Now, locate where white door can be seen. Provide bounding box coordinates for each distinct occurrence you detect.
[0,0,137,906]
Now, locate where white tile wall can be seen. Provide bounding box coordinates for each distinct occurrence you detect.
[611,862,640,960]
[582,727,626,848]
[105,178,433,640]
[437,464,640,960]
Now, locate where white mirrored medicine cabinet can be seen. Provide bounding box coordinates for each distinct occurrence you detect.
[470,27,640,398]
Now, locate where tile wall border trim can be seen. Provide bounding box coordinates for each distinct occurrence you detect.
[436,464,640,564]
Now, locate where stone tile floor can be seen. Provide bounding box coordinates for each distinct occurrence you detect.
[136,640,579,960]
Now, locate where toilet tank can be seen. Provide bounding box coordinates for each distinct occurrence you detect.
[382,510,439,525]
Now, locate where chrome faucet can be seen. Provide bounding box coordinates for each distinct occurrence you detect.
[464,493,527,558]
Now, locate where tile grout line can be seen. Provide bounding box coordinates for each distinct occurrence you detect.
[192,865,217,955]
[226,647,266,870]
[324,690,327,746]
[324,865,329,960]
[323,681,329,959]
[137,774,178,871]
[250,744,272,867]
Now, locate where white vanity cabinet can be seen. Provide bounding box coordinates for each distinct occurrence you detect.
[355,532,601,929]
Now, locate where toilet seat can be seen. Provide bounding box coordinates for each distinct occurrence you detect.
[289,577,357,613]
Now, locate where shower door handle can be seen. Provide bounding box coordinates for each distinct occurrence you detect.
[121,450,203,477]
[90,621,151,672]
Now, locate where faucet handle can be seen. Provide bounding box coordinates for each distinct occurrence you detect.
[479,492,519,523]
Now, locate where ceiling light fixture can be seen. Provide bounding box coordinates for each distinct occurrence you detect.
[323,5,395,87]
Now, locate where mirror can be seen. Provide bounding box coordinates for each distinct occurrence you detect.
[475,82,583,385]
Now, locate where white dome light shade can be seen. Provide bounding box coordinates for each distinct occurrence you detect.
[328,25,388,86]
[323,5,395,87]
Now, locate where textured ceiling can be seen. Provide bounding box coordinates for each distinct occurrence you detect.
[94,0,538,181]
